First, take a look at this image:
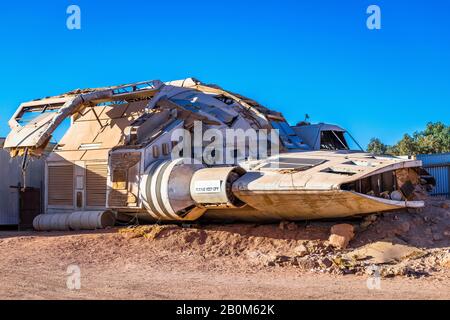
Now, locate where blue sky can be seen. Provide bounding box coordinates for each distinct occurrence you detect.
[0,0,449,147]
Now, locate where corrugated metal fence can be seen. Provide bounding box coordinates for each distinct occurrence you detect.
[417,153,450,199]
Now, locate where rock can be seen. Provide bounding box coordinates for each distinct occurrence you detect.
[381,266,404,278]
[342,268,357,275]
[360,215,377,229]
[331,224,355,236]
[347,240,424,264]
[443,254,450,269]
[381,265,429,278]
[293,244,309,257]
[317,244,334,255]
[332,256,357,269]
[329,224,355,249]
[441,202,449,209]
[321,258,333,268]
[329,235,350,249]
[274,255,291,264]
[305,241,322,253]
[295,257,319,270]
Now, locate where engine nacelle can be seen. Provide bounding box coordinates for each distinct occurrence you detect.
[139,159,246,221]
[190,167,246,209]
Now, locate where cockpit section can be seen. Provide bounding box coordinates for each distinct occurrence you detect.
[292,123,363,152]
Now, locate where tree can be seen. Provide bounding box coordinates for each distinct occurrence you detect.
[367,138,387,155]
[367,122,450,156]
[414,122,450,154]
[386,144,399,156]
[394,134,417,156]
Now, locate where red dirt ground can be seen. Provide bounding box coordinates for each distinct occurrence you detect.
[0,199,449,300]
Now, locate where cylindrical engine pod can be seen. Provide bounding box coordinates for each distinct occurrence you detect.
[139,159,206,221]
[190,166,246,209]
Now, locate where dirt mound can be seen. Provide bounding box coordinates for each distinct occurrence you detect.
[113,198,449,278]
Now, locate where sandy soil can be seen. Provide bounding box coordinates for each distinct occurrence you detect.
[0,200,449,300]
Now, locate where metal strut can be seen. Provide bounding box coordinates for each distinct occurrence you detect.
[21,147,30,191]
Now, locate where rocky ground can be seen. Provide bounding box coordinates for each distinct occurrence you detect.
[0,198,448,300]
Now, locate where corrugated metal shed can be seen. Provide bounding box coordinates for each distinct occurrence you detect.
[417,153,450,166]
[417,153,450,198]
[0,138,46,225]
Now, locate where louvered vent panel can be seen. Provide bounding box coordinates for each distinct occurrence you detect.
[48,165,74,206]
[86,164,108,207]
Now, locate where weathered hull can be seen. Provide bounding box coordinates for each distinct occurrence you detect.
[129,190,424,223]
[203,190,424,222]
[120,150,430,223]
[4,78,435,229]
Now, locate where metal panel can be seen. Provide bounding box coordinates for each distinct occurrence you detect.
[2,189,19,225]
[86,164,108,207]
[108,152,141,208]
[0,146,45,225]
[417,153,450,166]
[426,166,449,197]
[417,153,450,198]
[0,149,17,224]
[19,188,41,230]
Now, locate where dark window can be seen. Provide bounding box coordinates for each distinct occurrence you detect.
[320,131,349,150]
